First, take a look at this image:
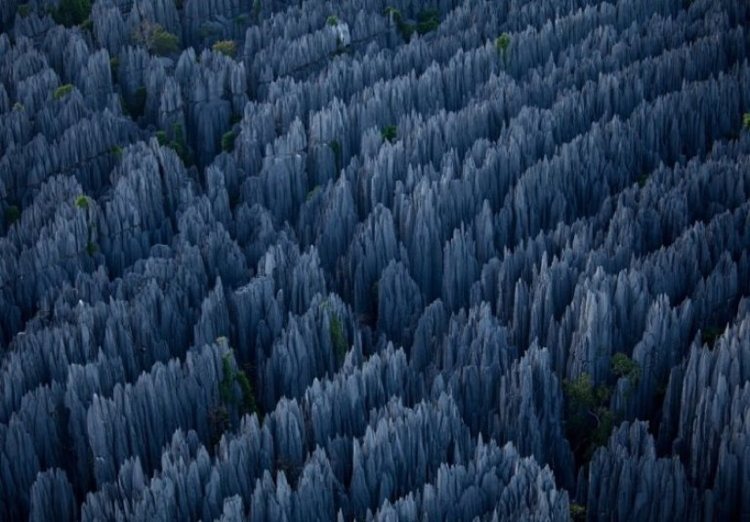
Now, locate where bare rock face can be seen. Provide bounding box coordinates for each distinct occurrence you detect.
[1,0,750,520]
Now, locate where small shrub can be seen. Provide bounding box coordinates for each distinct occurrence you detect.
[381,125,397,143]
[17,3,32,17]
[219,352,258,416]
[208,405,230,446]
[570,503,587,522]
[80,17,93,32]
[53,84,74,100]
[235,368,258,415]
[198,23,219,39]
[110,146,123,158]
[701,325,724,347]
[212,40,237,57]
[4,206,20,225]
[221,130,236,152]
[127,87,147,118]
[329,139,342,172]
[220,355,235,404]
[86,241,98,256]
[326,15,339,26]
[306,185,321,201]
[743,113,750,129]
[110,57,120,75]
[75,195,89,209]
[158,123,193,165]
[13,102,24,112]
[330,314,347,363]
[384,6,401,18]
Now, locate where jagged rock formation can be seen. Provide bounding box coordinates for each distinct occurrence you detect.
[1,0,749,520]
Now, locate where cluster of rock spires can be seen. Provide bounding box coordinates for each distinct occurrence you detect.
[1,0,749,520]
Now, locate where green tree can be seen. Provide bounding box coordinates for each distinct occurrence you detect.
[743,113,750,129]
[611,353,641,383]
[326,15,339,26]
[563,373,615,463]
[53,0,92,27]
[133,21,180,56]
[495,33,511,64]
[416,9,440,35]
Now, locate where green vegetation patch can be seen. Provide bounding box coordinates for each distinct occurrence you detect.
[52,0,92,27]
[381,125,397,143]
[221,130,237,152]
[126,86,147,119]
[570,503,587,522]
[150,27,180,55]
[701,325,724,347]
[385,7,440,40]
[75,195,90,209]
[17,3,32,17]
[133,21,180,56]
[330,314,348,363]
[155,124,192,165]
[416,9,440,35]
[329,139,342,172]
[563,373,615,463]
[611,352,641,383]
[212,40,237,57]
[4,206,21,225]
[306,185,321,201]
[495,33,511,55]
[53,84,74,101]
[564,354,642,465]
[219,352,259,416]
